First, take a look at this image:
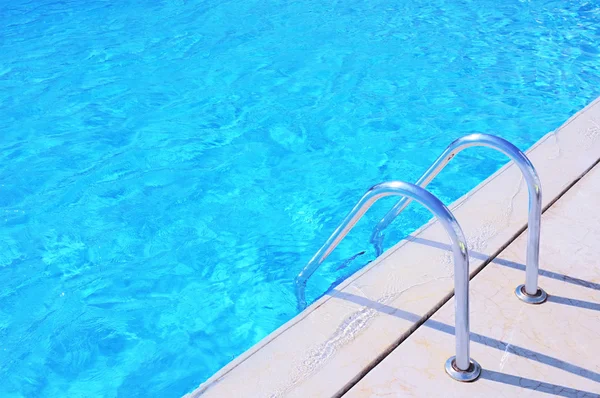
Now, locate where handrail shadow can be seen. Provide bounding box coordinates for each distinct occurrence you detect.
[546,295,600,312]
[481,370,600,397]
[409,236,600,292]
[331,289,600,384]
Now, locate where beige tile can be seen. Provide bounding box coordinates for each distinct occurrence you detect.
[188,97,600,397]
[344,158,600,398]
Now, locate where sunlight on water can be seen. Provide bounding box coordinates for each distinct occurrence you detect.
[1,0,599,396]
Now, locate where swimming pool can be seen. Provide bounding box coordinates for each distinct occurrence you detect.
[1,0,599,396]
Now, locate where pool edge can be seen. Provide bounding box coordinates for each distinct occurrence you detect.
[187,96,600,398]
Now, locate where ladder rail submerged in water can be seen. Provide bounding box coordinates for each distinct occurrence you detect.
[294,180,481,381]
[370,133,547,303]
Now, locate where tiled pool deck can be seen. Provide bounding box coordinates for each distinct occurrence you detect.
[189,97,600,397]
[346,157,600,397]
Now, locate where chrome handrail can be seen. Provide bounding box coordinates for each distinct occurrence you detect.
[370,133,547,304]
[294,180,481,381]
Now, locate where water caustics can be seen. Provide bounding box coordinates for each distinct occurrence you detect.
[2,0,599,395]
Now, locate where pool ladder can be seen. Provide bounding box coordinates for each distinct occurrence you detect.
[294,133,547,382]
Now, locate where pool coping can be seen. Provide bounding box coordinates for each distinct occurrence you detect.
[187,96,600,398]
[344,148,600,397]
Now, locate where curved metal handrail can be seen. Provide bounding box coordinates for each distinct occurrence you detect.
[370,133,546,303]
[294,181,480,380]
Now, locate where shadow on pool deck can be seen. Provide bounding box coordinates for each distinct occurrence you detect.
[410,236,600,292]
[330,289,600,396]
[480,370,599,398]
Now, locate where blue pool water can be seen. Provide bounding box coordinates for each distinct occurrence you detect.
[1,0,600,396]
